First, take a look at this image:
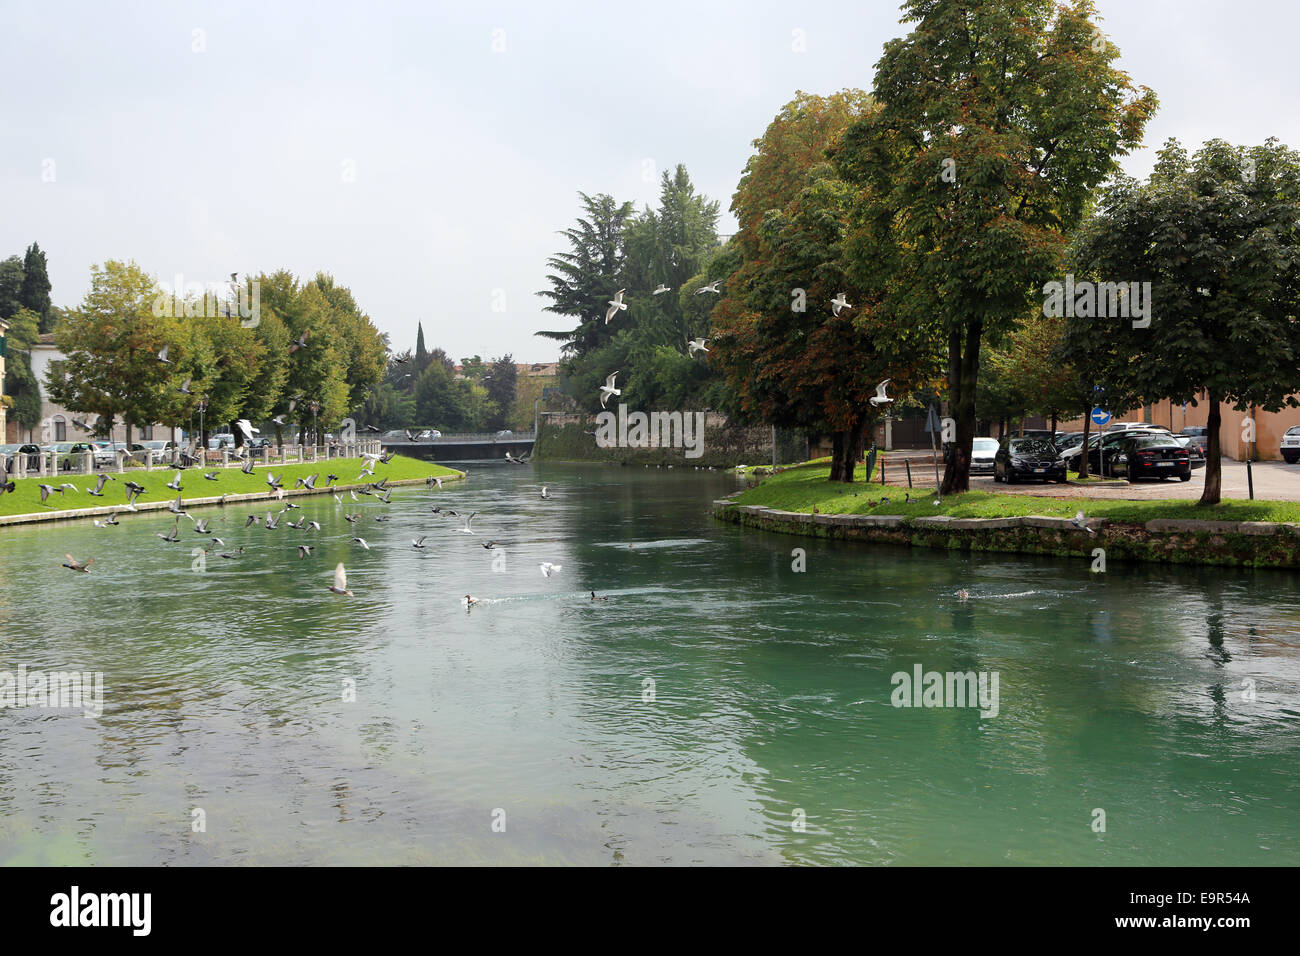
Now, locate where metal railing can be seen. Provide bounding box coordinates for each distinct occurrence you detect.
[1,440,385,478]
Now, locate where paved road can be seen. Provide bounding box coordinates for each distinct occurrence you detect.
[881,456,1300,501]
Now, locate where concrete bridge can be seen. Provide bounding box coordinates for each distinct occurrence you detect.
[379,432,537,463]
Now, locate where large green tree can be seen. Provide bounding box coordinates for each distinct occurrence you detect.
[21,243,53,333]
[1064,138,1300,503]
[856,0,1157,493]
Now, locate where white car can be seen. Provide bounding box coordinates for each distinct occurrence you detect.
[1282,425,1300,464]
[970,437,999,473]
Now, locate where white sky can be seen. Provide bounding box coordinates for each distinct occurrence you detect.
[2,0,1294,362]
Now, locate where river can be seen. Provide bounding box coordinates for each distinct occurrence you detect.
[0,462,1297,865]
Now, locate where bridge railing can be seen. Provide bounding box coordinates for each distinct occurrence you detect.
[383,432,537,443]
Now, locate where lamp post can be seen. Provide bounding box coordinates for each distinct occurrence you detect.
[197,395,208,463]
[310,400,320,453]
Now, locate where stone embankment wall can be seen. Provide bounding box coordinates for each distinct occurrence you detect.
[714,499,1300,568]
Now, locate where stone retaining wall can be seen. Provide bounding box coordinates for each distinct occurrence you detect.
[713,501,1300,568]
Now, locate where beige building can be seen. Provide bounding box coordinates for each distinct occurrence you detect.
[20,333,172,444]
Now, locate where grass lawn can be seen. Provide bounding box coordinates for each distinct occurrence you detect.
[0,455,461,519]
[730,460,1300,524]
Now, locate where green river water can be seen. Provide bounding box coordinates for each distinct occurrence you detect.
[0,463,1297,865]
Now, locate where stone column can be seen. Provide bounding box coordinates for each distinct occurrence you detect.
[116,451,126,474]
[83,450,94,474]
[145,450,154,471]
[221,449,230,468]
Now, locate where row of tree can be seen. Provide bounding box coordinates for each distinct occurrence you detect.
[537,1,1300,504]
[44,260,387,449]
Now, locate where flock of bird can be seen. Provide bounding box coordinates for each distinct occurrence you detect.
[596,280,720,410]
[52,449,610,608]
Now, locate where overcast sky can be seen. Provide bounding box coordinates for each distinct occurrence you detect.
[2,0,1294,363]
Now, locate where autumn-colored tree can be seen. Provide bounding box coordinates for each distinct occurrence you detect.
[851,0,1157,493]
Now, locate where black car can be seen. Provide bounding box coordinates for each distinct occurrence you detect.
[994,438,1068,483]
[1113,433,1192,482]
[1179,426,1209,457]
[1060,427,1165,476]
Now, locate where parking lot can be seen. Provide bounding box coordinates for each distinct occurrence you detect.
[882,453,1300,501]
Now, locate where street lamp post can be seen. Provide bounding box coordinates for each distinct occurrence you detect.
[310,400,320,455]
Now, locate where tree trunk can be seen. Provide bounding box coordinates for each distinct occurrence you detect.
[1077,405,1091,479]
[125,422,133,448]
[1049,410,1058,436]
[829,431,845,482]
[842,415,869,483]
[941,321,982,495]
[1199,392,1222,505]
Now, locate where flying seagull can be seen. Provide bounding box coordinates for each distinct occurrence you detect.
[687,338,709,357]
[652,284,671,295]
[870,379,893,407]
[62,554,93,573]
[458,512,477,535]
[298,545,313,559]
[328,562,352,595]
[412,536,428,550]
[830,292,852,316]
[289,331,309,354]
[426,475,443,489]
[695,280,721,295]
[539,562,562,577]
[351,537,370,550]
[605,288,628,324]
[540,486,551,499]
[599,371,621,409]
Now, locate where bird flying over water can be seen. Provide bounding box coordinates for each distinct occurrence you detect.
[167,471,183,492]
[540,486,551,499]
[605,288,628,324]
[328,562,352,595]
[157,522,180,542]
[63,554,93,573]
[298,545,312,559]
[540,562,562,577]
[351,537,370,550]
[599,371,621,409]
[458,512,477,534]
[88,474,114,497]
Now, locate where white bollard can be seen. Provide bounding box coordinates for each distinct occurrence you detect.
[83,450,94,474]
[221,449,230,468]
[145,450,154,472]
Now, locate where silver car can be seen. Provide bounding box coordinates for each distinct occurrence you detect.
[970,437,999,473]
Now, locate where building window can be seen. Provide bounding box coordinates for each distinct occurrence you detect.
[54,417,66,441]
[141,425,153,440]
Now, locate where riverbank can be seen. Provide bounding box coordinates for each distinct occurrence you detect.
[0,455,463,526]
[715,461,1300,568]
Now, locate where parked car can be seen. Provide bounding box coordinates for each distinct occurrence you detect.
[1179,426,1210,457]
[208,432,236,450]
[1112,433,1192,482]
[994,437,1068,483]
[1054,431,1086,454]
[1060,426,1168,476]
[91,441,119,466]
[496,429,514,437]
[1171,435,1206,470]
[970,437,999,474]
[46,441,100,471]
[1281,425,1300,464]
[1,443,39,473]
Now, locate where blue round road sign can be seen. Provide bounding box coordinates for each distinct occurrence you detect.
[1091,407,1111,426]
